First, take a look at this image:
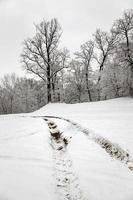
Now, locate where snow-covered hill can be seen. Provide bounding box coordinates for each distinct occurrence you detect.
[35,97,133,155]
[0,97,133,200]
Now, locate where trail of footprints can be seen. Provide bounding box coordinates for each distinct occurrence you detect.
[44,118,87,200]
[43,116,133,171]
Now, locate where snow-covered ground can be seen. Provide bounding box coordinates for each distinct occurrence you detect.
[35,97,133,155]
[0,117,56,200]
[0,97,133,199]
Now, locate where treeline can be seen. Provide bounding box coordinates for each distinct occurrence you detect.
[1,9,133,114]
[0,74,46,114]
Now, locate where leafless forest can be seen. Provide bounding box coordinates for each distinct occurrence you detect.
[0,9,133,114]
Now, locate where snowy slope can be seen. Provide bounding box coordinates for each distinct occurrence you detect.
[0,97,133,200]
[34,97,133,199]
[35,97,133,155]
[0,116,57,200]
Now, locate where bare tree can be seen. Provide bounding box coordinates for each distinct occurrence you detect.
[0,74,47,114]
[112,9,133,95]
[21,18,65,103]
[0,86,8,114]
[1,74,17,113]
[50,48,69,102]
[94,29,117,100]
[66,60,85,103]
[75,41,94,101]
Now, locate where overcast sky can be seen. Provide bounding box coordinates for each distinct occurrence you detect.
[0,0,132,77]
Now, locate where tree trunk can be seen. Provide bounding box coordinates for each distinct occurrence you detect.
[97,87,101,101]
[57,88,60,102]
[10,97,13,114]
[97,73,101,101]
[85,66,92,101]
[97,55,106,101]
[25,91,28,111]
[47,65,51,103]
[129,65,133,96]
[125,32,133,96]
[52,79,55,102]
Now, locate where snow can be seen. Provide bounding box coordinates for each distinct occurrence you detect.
[0,97,133,199]
[0,117,57,200]
[35,97,133,155]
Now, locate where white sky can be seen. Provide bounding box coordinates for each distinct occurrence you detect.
[0,0,132,77]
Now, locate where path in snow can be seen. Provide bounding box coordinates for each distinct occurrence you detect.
[45,119,87,200]
[41,115,133,171]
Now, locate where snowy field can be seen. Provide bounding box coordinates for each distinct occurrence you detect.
[0,97,133,200]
